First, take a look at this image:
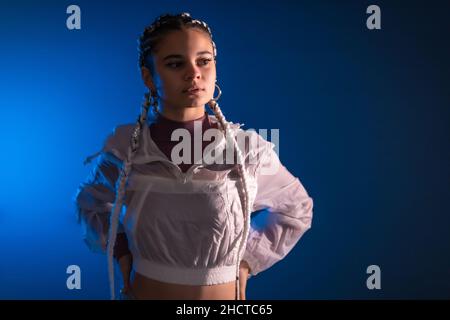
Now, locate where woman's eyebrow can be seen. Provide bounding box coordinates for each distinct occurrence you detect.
[163,51,213,61]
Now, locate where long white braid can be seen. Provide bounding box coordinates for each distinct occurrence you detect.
[207,99,252,300]
[106,92,152,300]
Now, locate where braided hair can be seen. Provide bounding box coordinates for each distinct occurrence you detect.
[138,12,217,74]
[106,12,251,300]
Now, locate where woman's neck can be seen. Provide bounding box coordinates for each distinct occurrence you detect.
[159,105,206,122]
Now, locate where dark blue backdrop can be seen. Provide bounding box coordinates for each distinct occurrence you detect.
[0,0,449,299]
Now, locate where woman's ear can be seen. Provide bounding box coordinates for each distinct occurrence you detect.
[141,66,156,92]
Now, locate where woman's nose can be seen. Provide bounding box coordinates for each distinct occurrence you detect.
[184,62,201,80]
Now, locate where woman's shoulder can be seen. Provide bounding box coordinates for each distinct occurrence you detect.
[100,122,136,161]
[233,126,275,158]
[83,123,136,165]
[104,122,135,145]
[233,127,282,177]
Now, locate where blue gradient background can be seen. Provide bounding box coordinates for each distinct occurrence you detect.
[0,0,449,299]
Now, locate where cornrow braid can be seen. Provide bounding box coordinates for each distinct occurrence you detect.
[137,12,217,71]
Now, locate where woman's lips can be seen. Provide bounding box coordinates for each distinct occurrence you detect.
[183,88,203,95]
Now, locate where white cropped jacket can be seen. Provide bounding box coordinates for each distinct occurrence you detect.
[74,115,313,286]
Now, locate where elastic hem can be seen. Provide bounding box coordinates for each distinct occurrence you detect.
[134,258,237,286]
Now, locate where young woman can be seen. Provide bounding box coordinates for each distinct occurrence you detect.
[74,12,313,300]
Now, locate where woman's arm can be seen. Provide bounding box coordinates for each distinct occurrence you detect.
[239,260,251,300]
[74,126,138,294]
[242,137,314,277]
[74,125,134,254]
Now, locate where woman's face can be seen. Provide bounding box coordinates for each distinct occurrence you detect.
[142,27,217,110]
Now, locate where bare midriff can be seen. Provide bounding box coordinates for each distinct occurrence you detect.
[130,271,238,300]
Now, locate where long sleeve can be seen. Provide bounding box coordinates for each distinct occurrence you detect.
[242,139,314,277]
[73,150,123,253]
[73,124,142,257]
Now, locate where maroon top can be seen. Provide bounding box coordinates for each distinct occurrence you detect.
[114,112,219,261]
[149,112,219,173]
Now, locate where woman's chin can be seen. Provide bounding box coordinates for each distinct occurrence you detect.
[178,98,210,108]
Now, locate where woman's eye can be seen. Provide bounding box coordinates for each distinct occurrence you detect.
[199,58,212,65]
[167,62,182,68]
[166,59,212,69]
